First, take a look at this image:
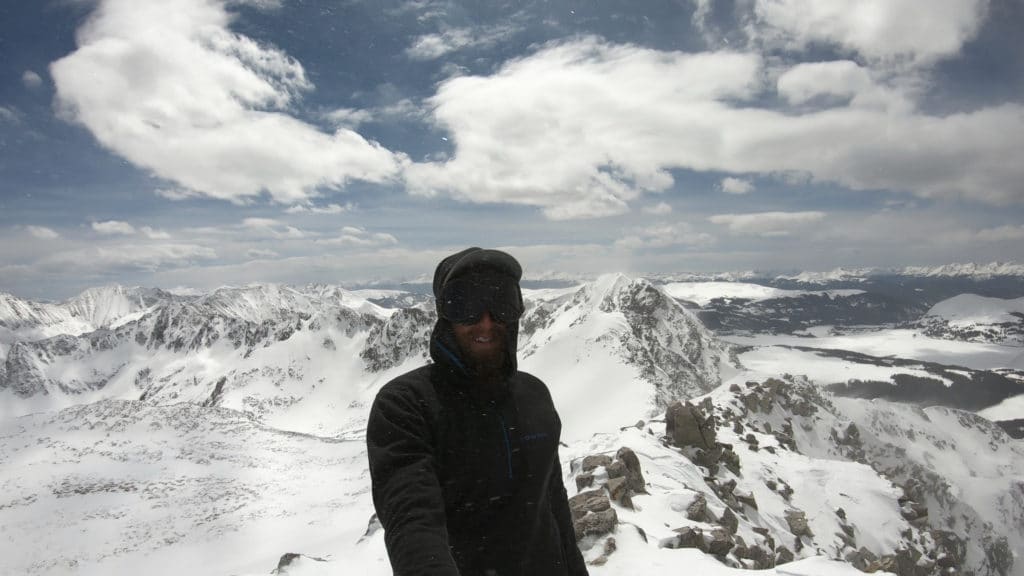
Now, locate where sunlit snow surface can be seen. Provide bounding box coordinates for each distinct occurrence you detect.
[660,282,864,307]
[3,279,1022,575]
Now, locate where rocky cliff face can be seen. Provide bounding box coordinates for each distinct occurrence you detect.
[559,377,1020,575]
[520,275,724,405]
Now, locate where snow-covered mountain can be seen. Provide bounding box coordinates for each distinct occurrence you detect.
[916,294,1024,345]
[1,273,1022,576]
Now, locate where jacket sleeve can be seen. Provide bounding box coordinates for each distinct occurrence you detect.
[367,383,459,576]
[549,447,589,575]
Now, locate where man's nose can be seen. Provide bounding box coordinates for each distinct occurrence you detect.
[477,310,497,328]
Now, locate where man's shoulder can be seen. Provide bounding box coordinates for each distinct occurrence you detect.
[377,364,435,399]
[512,370,554,400]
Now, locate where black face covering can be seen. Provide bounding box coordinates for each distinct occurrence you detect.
[439,271,524,325]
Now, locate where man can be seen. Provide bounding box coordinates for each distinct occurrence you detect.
[367,247,588,576]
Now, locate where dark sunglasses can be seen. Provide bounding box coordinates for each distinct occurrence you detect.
[440,274,523,325]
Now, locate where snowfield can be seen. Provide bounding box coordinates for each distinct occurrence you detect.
[1,275,1021,576]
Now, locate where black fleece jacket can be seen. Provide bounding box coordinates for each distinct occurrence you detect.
[366,333,588,576]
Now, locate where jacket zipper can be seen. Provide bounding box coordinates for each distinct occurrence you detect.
[498,413,513,480]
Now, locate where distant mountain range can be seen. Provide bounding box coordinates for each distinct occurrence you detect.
[0,267,1022,576]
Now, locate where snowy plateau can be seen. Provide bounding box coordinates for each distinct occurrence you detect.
[1,268,1023,576]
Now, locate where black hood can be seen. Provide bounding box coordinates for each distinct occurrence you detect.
[429,247,523,380]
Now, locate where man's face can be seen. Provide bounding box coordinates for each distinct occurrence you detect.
[452,311,507,375]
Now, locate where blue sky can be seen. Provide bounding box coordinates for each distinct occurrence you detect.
[1,0,1022,299]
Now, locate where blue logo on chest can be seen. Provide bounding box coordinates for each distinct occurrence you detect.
[521,432,550,442]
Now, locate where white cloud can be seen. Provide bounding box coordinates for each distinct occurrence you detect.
[751,0,989,66]
[26,226,60,239]
[45,243,217,273]
[721,177,755,194]
[140,226,171,239]
[317,226,398,247]
[0,106,17,123]
[324,108,373,128]
[240,218,306,239]
[776,61,874,105]
[404,36,1024,218]
[50,0,403,205]
[615,223,714,249]
[406,24,518,60]
[246,248,279,259]
[22,70,43,89]
[643,202,673,215]
[405,38,763,219]
[154,188,202,201]
[974,225,1024,242]
[709,211,826,237]
[285,203,351,214]
[92,220,136,235]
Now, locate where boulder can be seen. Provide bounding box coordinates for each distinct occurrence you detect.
[581,454,613,472]
[706,529,734,556]
[784,509,811,537]
[569,489,610,520]
[686,493,707,521]
[573,508,618,539]
[775,546,794,565]
[606,476,631,508]
[615,446,647,493]
[735,490,758,510]
[663,526,706,552]
[844,547,877,571]
[666,401,716,450]
[720,507,739,535]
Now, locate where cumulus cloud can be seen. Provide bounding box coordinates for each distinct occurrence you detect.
[0,106,17,123]
[92,220,136,235]
[404,36,1024,218]
[140,226,171,239]
[246,248,279,259]
[45,243,217,273]
[406,24,518,60]
[50,0,403,205]
[405,38,763,219]
[615,223,714,249]
[324,107,373,129]
[751,0,989,66]
[154,188,202,201]
[643,202,673,215]
[721,177,755,194]
[776,61,874,105]
[22,70,43,89]
[317,226,398,247]
[709,211,826,237]
[26,226,60,239]
[285,203,352,214]
[240,218,306,239]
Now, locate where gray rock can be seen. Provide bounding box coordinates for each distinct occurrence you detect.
[706,529,734,556]
[686,493,707,521]
[575,472,594,492]
[720,506,739,535]
[663,526,705,552]
[666,401,716,450]
[784,509,811,537]
[606,459,627,480]
[775,546,794,565]
[735,490,758,510]
[581,454,613,472]
[573,508,618,539]
[569,489,610,520]
[606,476,631,508]
[615,446,647,493]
